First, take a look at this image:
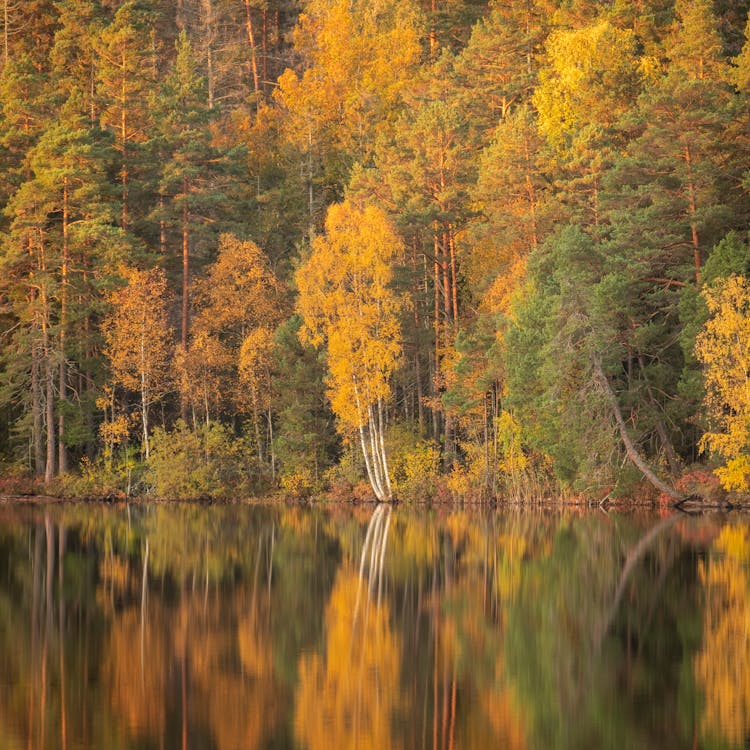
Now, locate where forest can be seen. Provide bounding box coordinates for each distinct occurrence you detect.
[1,0,750,502]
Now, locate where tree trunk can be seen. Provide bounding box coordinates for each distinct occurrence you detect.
[377,397,392,498]
[58,176,69,474]
[181,194,190,423]
[253,399,263,465]
[448,228,458,323]
[204,0,214,109]
[120,56,129,230]
[261,7,269,96]
[140,328,150,459]
[354,385,389,501]
[359,423,383,500]
[181,198,189,350]
[244,0,261,99]
[32,313,45,476]
[523,129,538,251]
[159,194,167,255]
[2,0,8,70]
[684,142,701,283]
[40,283,56,484]
[429,0,438,57]
[593,357,681,502]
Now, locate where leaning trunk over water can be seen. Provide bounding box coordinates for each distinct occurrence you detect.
[593,356,682,503]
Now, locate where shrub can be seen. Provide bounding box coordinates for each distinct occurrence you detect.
[323,442,365,495]
[62,449,143,499]
[390,440,441,502]
[146,421,261,500]
[388,426,441,502]
[279,466,322,499]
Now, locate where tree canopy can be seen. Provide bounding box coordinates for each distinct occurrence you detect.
[1,0,750,501]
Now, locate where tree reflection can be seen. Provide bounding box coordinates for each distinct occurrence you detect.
[502,513,705,749]
[295,509,402,750]
[295,567,403,750]
[0,503,734,750]
[695,522,750,748]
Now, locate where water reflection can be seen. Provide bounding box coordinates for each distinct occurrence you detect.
[695,524,750,747]
[0,503,747,749]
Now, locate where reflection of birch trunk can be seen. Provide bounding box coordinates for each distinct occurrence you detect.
[59,176,69,474]
[353,504,392,631]
[40,278,56,483]
[244,0,261,98]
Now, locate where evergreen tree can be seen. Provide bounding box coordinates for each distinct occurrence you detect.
[96,0,158,231]
[1,92,119,477]
[273,315,338,484]
[153,31,245,356]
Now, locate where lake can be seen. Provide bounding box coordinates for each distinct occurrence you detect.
[0,501,747,749]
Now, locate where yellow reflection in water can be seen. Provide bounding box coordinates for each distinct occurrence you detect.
[482,655,527,750]
[695,523,750,747]
[294,567,403,750]
[102,607,168,738]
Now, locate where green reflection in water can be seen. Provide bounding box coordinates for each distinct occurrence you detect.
[0,503,746,750]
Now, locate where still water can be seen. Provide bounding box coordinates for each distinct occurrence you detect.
[0,501,747,750]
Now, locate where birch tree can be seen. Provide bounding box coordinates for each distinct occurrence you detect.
[103,266,173,460]
[695,275,750,491]
[296,199,403,501]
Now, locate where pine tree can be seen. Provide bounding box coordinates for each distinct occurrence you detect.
[96,0,158,231]
[1,92,118,477]
[154,31,244,360]
[272,315,338,483]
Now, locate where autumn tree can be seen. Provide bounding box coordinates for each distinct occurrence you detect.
[186,233,285,468]
[275,0,421,220]
[103,266,174,460]
[296,199,403,501]
[533,19,642,228]
[695,275,750,491]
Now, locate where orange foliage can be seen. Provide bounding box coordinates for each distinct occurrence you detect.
[294,568,404,750]
[296,199,403,432]
[695,524,750,746]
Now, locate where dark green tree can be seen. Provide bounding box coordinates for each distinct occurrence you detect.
[272,315,338,485]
